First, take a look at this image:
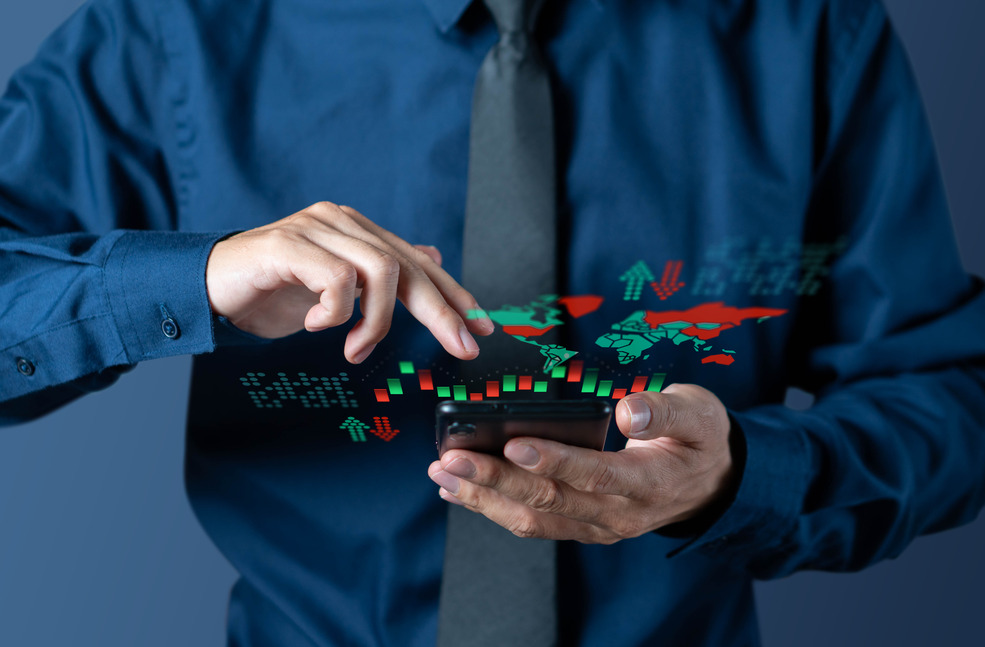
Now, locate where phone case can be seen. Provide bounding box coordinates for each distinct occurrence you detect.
[435,400,612,457]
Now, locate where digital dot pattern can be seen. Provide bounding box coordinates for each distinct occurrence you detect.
[340,416,369,442]
[370,417,400,442]
[238,372,358,409]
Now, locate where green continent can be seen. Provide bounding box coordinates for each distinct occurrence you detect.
[513,337,578,373]
[595,332,662,364]
[487,294,563,328]
[597,311,713,363]
[608,310,653,333]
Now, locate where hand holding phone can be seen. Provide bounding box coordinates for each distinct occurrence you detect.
[436,400,611,457]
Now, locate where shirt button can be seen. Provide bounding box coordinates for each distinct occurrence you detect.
[161,317,180,339]
[16,357,35,376]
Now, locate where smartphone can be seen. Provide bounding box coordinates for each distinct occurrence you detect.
[436,400,612,457]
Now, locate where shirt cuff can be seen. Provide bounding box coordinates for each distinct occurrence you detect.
[213,315,274,346]
[103,230,232,362]
[661,404,813,563]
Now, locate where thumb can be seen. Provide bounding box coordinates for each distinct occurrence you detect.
[615,384,728,446]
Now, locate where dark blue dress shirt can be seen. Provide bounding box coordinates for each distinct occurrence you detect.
[2,0,985,645]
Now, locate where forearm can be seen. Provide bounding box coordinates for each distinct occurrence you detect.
[705,358,985,579]
[0,228,228,422]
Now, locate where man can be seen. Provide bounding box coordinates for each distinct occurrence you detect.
[1,0,983,646]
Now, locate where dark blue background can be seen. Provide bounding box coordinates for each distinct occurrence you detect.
[0,1,982,644]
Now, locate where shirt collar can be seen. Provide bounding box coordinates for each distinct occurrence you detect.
[421,0,607,34]
[421,0,474,33]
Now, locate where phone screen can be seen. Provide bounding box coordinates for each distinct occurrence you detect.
[435,400,612,457]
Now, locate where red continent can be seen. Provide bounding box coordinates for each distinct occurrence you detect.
[502,325,555,337]
[702,354,736,366]
[558,295,604,318]
[644,302,787,331]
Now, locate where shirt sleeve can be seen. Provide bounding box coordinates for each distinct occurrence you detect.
[0,0,230,424]
[672,0,985,575]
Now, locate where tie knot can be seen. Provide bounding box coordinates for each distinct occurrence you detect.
[482,0,547,36]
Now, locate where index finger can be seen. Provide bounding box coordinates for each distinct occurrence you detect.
[339,206,494,338]
[503,438,644,498]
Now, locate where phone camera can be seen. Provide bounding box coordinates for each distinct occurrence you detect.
[447,422,476,439]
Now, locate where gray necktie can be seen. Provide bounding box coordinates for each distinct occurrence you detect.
[436,0,559,645]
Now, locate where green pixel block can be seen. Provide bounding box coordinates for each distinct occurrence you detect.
[436,386,451,398]
[453,385,467,401]
[596,380,613,398]
[582,368,599,394]
[647,374,666,392]
[387,378,403,395]
[534,381,548,393]
[399,361,414,374]
[503,375,517,392]
[550,366,566,379]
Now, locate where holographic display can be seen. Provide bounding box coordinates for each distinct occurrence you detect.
[226,243,843,444]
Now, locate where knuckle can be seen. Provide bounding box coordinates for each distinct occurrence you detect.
[396,257,427,282]
[321,308,352,328]
[376,254,400,278]
[372,254,401,279]
[598,536,621,546]
[611,517,643,539]
[321,300,354,327]
[479,460,507,490]
[281,213,320,237]
[292,210,317,225]
[265,225,299,244]
[527,479,564,513]
[330,261,358,286]
[435,303,464,329]
[585,459,618,495]
[364,318,394,344]
[406,298,461,331]
[651,397,678,432]
[412,246,437,266]
[312,200,339,214]
[584,526,621,545]
[507,512,541,539]
[339,205,372,228]
[338,204,363,220]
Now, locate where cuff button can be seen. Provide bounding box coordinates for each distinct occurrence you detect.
[161,317,180,339]
[16,357,35,376]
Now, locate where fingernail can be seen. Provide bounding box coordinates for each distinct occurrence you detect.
[351,343,376,364]
[431,470,460,495]
[444,457,476,478]
[505,442,539,467]
[460,328,479,354]
[626,398,652,435]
